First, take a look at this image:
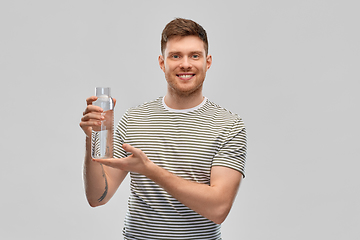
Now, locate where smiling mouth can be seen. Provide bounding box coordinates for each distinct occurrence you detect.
[177,74,195,80]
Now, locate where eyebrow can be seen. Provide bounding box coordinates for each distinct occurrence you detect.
[191,51,204,55]
[167,51,204,56]
[167,51,181,56]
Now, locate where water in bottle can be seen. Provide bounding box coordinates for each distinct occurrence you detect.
[91,87,114,159]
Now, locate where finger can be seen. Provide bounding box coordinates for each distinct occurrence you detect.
[81,112,104,121]
[79,119,102,129]
[92,158,113,166]
[113,98,117,107]
[93,158,121,169]
[122,144,144,157]
[83,105,103,116]
[122,143,135,153]
[86,96,98,106]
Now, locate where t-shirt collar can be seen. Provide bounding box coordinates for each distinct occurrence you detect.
[162,96,207,113]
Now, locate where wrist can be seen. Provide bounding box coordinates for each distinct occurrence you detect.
[144,161,175,186]
[143,160,162,180]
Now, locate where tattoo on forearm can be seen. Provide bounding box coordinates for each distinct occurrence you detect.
[98,164,108,202]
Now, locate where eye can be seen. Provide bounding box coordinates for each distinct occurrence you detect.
[172,55,180,59]
[192,54,200,59]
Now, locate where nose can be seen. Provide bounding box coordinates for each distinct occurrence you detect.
[179,57,192,70]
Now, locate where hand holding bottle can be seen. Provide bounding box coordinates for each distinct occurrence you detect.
[80,96,103,138]
[80,97,117,136]
[80,88,116,159]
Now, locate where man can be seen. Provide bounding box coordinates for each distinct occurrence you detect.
[80,18,247,239]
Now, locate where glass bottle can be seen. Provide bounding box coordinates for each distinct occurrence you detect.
[91,87,114,159]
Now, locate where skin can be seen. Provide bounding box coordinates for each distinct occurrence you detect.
[158,35,212,109]
[80,35,243,224]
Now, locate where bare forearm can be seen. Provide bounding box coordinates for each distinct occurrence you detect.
[83,137,110,206]
[81,97,127,206]
[145,162,241,224]
[83,137,128,207]
[92,144,241,223]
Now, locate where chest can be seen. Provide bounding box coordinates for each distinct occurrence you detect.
[125,114,228,182]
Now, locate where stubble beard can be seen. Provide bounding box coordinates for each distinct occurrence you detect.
[166,76,204,98]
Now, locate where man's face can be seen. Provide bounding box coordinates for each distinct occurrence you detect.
[159,35,212,97]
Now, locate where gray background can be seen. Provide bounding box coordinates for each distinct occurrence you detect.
[1,0,359,239]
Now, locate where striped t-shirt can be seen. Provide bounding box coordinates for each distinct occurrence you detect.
[114,97,247,240]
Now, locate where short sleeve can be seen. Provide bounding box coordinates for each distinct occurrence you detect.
[212,119,247,177]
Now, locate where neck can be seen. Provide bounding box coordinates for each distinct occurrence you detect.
[164,91,204,110]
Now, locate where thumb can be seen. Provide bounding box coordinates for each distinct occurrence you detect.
[122,144,146,158]
[122,143,137,154]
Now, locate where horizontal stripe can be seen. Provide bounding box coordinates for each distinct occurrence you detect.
[114,97,247,239]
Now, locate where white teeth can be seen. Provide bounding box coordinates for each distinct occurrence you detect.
[178,74,193,78]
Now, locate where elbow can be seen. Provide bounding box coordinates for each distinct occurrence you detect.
[209,205,231,224]
[88,201,105,208]
[85,189,109,207]
[87,197,107,208]
[211,213,228,225]
[88,201,103,208]
[213,218,226,225]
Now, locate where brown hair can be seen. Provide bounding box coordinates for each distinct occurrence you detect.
[161,18,209,56]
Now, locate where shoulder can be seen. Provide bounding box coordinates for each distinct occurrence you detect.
[126,97,163,115]
[204,99,245,127]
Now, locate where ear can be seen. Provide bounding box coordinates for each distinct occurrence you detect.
[158,55,165,72]
[206,54,212,71]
